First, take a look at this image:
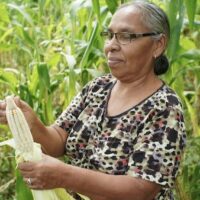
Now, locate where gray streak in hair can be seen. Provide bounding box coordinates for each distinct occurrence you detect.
[118,0,170,44]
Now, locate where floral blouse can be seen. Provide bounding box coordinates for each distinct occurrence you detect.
[55,74,186,200]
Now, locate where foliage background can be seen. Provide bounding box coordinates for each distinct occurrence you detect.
[0,0,200,199]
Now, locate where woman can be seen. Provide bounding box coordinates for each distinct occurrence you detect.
[0,1,186,200]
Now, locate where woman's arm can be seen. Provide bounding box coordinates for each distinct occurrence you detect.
[19,154,161,200]
[61,163,161,200]
[31,121,67,157]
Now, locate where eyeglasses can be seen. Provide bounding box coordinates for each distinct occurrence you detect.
[100,31,161,45]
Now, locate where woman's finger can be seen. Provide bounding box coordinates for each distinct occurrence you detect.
[0,100,7,124]
[24,177,44,190]
[0,100,6,108]
[24,177,33,185]
[19,169,34,178]
[24,177,36,188]
[18,162,35,171]
[0,116,7,124]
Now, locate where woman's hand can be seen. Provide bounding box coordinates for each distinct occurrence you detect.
[18,154,64,190]
[0,96,37,130]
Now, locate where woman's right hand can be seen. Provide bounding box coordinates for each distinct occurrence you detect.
[0,96,38,130]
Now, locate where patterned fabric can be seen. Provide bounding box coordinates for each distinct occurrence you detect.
[55,74,186,200]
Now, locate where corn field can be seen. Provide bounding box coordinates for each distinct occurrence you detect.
[0,0,200,199]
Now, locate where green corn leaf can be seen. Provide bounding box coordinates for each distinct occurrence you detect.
[179,49,200,60]
[81,69,89,86]
[166,0,184,61]
[48,54,61,67]
[0,43,16,52]
[22,29,35,47]
[28,65,39,95]
[45,95,54,124]
[105,0,118,14]
[16,170,33,200]
[183,96,200,136]
[0,28,13,42]
[7,3,34,26]
[169,66,200,86]
[37,63,50,91]
[92,0,101,24]
[37,63,51,106]
[80,23,99,68]
[184,0,197,28]
[0,68,18,93]
[0,3,10,23]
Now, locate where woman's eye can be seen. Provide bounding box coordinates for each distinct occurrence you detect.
[108,33,113,39]
[119,33,131,40]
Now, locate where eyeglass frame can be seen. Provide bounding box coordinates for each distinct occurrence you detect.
[100,31,162,45]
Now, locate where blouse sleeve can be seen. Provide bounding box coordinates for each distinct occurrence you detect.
[127,106,186,188]
[55,82,91,133]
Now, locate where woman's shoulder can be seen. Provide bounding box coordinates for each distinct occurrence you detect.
[154,83,183,110]
[91,73,115,85]
[86,73,115,92]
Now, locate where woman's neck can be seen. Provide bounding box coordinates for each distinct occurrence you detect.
[106,74,163,117]
[114,73,162,94]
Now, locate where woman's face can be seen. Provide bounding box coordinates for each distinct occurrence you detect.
[104,6,158,82]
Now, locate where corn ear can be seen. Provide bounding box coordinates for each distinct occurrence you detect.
[5,96,76,200]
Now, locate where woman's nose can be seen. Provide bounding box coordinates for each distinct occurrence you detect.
[104,37,121,52]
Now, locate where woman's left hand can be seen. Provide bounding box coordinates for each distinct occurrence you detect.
[18,154,64,190]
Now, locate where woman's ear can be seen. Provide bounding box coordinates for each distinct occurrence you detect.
[153,34,167,57]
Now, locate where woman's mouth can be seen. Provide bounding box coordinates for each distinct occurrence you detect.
[107,57,123,67]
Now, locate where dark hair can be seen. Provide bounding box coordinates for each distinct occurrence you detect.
[118,0,170,75]
[154,55,169,75]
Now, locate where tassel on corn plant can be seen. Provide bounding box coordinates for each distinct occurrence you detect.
[1,96,90,200]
